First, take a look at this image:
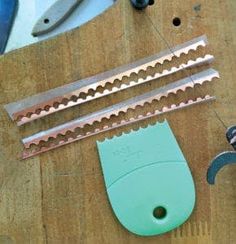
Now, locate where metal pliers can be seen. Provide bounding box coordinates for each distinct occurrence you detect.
[207,125,236,184]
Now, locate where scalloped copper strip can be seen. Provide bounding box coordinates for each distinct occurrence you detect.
[17,55,214,126]
[5,35,209,125]
[22,95,216,159]
[22,68,219,149]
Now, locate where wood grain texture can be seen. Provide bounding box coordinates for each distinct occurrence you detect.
[0,0,236,243]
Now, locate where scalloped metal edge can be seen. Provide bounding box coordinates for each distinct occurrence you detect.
[22,68,219,148]
[98,95,216,143]
[17,54,214,126]
[22,95,216,159]
[5,35,208,125]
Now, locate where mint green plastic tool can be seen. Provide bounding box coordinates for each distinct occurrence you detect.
[97,120,195,236]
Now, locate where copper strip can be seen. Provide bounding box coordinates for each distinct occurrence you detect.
[17,55,214,126]
[4,35,209,125]
[22,68,219,148]
[22,95,216,159]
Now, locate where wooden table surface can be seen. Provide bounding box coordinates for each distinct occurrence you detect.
[0,0,236,243]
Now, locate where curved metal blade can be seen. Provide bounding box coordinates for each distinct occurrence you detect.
[0,0,18,54]
[207,151,236,184]
[32,0,83,36]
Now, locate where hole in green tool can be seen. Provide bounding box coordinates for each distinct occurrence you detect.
[153,206,167,219]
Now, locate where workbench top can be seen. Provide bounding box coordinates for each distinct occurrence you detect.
[0,0,235,243]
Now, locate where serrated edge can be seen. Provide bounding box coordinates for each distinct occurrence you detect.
[17,54,214,126]
[10,36,208,125]
[22,95,216,159]
[22,68,219,148]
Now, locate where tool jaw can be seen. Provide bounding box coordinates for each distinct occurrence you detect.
[207,125,236,185]
[207,151,236,184]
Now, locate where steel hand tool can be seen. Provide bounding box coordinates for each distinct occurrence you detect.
[32,0,84,36]
[207,125,236,184]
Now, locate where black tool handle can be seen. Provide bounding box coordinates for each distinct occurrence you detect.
[130,0,155,10]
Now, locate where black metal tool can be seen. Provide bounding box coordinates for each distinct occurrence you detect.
[130,0,155,10]
[207,125,236,184]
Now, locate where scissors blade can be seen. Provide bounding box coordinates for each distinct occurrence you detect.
[32,0,83,36]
